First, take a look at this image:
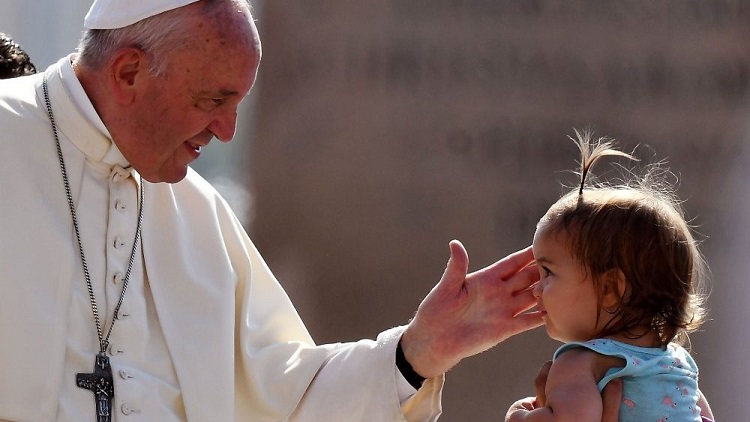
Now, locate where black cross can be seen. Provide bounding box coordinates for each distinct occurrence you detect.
[76,353,114,422]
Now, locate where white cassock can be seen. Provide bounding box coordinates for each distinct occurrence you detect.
[0,56,443,422]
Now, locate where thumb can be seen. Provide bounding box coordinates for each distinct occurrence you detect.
[601,378,623,422]
[533,360,552,406]
[438,240,469,290]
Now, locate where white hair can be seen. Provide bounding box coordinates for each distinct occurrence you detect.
[76,0,254,76]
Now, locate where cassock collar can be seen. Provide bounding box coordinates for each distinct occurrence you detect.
[54,54,133,172]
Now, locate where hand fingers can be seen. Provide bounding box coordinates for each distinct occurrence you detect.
[471,252,538,295]
[483,246,535,280]
[533,360,552,406]
[509,310,544,336]
[505,397,537,421]
[507,264,541,294]
[601,378,622,422]
[436,240,469,291]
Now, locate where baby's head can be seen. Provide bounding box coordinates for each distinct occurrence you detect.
[533,131,707,347]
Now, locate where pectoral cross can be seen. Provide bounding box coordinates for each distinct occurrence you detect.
[76,353,115,422]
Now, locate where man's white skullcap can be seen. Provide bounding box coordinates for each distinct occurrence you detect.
[84,0,201,29]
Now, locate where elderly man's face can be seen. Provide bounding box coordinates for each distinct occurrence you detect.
[121,16,261,183]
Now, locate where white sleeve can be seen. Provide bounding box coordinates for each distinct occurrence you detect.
[224,202,444,421]
[396,364,419,404]
[288,326,444,422]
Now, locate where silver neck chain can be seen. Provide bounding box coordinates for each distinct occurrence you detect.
[42,76,144,355]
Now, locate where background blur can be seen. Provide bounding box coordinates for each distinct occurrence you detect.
[3,1,748,420]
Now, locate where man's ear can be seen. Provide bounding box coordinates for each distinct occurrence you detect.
[602,268,627,310]
[109,47,147,104]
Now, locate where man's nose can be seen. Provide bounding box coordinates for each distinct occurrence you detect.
[208,109,238,142]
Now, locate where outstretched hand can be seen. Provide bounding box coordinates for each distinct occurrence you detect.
[401,240,543,378]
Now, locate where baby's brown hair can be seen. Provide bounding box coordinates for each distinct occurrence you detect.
[538,130,708,347]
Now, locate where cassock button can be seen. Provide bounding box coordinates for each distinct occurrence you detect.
[108,343,124,356]
[113,237,126,249]
[111,166,130,183]
[113,272,124,285]
[117,308,130,319]
[121,403,140,415]
[114,200,127,211]
[119,369,134,379]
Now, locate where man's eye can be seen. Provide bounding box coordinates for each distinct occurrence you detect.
[197,98,225,110]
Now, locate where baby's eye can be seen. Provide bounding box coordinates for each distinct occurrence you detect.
[541,266,552,277]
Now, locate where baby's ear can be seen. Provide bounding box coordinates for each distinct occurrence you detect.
[601,268,627,309]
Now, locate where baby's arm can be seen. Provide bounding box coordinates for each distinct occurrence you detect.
[506,349,603,422]
[698,389,714,420]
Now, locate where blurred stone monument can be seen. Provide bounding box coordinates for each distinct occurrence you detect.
[248,1,749,420]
